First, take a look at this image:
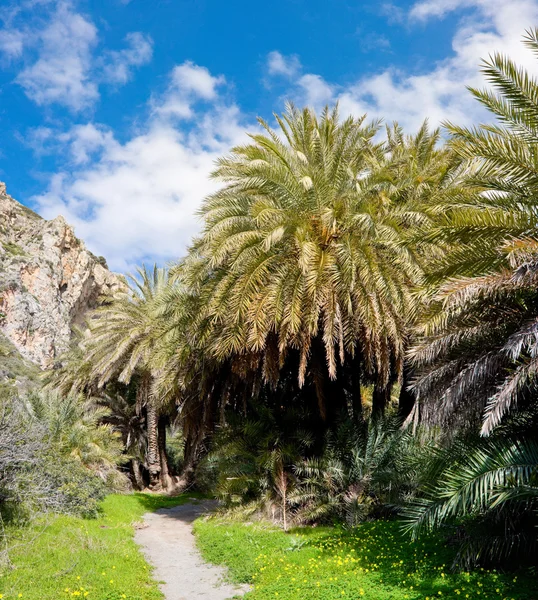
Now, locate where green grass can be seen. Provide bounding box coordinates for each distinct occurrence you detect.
[0,492,203,600]
[194,518,538,600]
[1,242,27,257]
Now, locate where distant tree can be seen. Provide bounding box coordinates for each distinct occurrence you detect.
[82,266,173,489]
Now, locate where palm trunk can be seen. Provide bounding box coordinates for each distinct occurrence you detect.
[398,364,415,421]
[137,373,161,488]
[372,384,391,419]
[276,466,289,532]
[146,399,161,489]
[349,351,363,423]
[158,416,173,490]
[130,458,144,490]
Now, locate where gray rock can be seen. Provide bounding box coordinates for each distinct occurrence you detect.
[0,181,123,374]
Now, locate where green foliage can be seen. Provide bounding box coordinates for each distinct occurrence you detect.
[411,266,538,432]
[292,416,432,525]
[1,241,27,256]
[0,391,126,523]
[194,517,537,599]
[33,456,109,518]
[208,401,316,527]
[207,404,432,529]
[22,391,125,479]
[412,29,538,431]
[403,424,538,568]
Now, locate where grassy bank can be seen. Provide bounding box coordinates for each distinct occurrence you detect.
[194,518,538,600]
[0,493,199,600]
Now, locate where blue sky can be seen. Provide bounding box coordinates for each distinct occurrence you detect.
[1,0,537,270]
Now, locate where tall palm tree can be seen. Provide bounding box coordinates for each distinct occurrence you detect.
[371,121,463,417]
[187,104,424,422]
[82,265,172,489]
[411,29,538,432]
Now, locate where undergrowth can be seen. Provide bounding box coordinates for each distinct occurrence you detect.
[194,518,538,600]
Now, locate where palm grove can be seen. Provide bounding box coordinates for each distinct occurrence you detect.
[3,33,538,569]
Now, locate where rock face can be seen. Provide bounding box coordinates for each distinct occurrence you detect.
[0,181,123,372]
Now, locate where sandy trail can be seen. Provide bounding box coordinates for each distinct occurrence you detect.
[134,500,250,600]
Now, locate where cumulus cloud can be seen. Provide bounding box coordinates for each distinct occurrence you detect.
[15,2,99,111]
[2,1,154,111]
[267,51,302,78]
[152,61,226,120]
[101,32,153,84]
[33,62,250,271]
[60,123,116,164]
[284,0,538,131]
[297,74,334,111]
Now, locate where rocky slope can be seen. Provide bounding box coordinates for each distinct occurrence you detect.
[0,181,122,383]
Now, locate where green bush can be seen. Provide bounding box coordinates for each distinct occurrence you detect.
[0,390,126,523]
[37,455,109,517]
[403,417,538,568]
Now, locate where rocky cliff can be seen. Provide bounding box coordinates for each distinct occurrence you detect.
[0,181,123,381]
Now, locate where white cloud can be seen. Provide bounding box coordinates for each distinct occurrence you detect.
[101,32,153,84]
[297,74,334,111]
[280,0,538,132]
[267,51,301,78]
[15,1,99,111]
[170,61,224,99]
[21,123,113,163]
[60,123,116,164]
[410,0,479,21]
[152,61,226,120]
[3,1,155,111]
[0,29,24,59]
[33,62,250,271]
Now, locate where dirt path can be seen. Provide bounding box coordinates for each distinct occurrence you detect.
[134,500,250,600]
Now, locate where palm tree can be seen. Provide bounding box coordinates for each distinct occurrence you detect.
[418,31,538,282]
[372,121,463,417]
[94,389,147,489]
[411,29,538,432]
[82,265,172,489]
[186,104,425,422]
[411,265,538,433]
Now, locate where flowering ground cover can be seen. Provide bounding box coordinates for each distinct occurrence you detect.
[193,519,538,600]
[0,493,199,600]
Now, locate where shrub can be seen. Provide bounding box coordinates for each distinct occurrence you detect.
[0,389,126,523]
[292,415,433,526]
[403,418,538,568]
